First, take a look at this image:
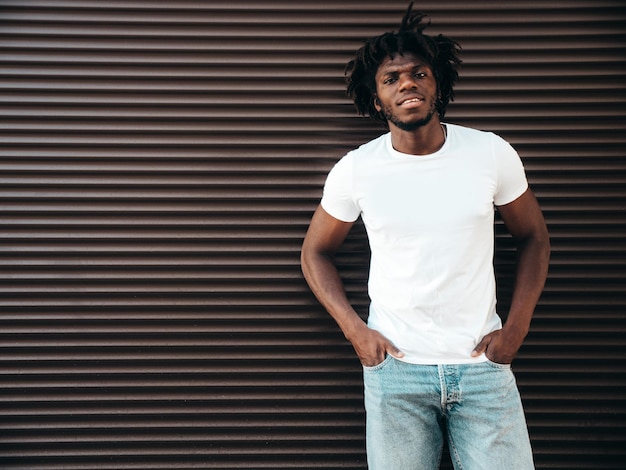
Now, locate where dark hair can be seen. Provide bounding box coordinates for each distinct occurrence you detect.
[345,2,462,123]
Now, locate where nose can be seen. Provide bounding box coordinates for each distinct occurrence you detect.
[398,73,418,92]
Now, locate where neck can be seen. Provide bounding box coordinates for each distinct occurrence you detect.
[389,118,446,156]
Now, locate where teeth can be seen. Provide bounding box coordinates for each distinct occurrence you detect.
[402,98,421,105]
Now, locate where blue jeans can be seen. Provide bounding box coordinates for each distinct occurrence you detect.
[363,356,534,470]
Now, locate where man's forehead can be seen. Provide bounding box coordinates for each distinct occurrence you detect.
[377,53,429,73]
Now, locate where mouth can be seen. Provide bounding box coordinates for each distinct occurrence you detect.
[398,96,424,107]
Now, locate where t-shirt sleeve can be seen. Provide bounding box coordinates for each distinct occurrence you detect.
[492,134,529,206]
[320,153,361,222]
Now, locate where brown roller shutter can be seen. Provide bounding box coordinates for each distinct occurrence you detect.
[0,1,624,468]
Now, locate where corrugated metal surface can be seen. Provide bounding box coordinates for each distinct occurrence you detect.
[0,1,624,468]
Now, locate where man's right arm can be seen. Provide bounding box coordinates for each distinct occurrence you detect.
[300,205,403,366]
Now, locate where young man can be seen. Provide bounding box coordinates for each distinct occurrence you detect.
[301,4,550,469]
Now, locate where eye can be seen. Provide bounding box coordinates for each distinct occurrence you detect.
[414,72,427,79]
[383,77,397,85]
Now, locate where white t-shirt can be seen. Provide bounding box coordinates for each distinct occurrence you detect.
[321,123,528,364]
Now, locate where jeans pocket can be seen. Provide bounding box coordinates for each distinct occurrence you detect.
[362,354,394,372]
[484,358,512,370]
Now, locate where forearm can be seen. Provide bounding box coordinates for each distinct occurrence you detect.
[503,232,551,342]
[301,249,404,365]
[301,251,366,340]
[473,232,550,362]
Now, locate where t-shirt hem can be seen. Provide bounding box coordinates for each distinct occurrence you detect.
[392,353,489,366]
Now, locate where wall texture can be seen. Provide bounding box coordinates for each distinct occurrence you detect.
[1,1,625,468]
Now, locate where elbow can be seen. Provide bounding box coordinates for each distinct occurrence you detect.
[539,235,551,278]
[544,232,552,260]
[526,226,551,273]
[300,245,310,277]
[516,224,551,268]
[300,241,309,276]
[301,237,336,284]
[300,238,320,280]
[539,225,551,261]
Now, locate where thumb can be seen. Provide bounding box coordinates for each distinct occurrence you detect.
[386,341,405,359]
[471,335,491,357]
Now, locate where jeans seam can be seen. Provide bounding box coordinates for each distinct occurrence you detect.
[438,365,446,412]
[447,430,464,470]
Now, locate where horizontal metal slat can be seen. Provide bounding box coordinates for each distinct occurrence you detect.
[1,1,625,469]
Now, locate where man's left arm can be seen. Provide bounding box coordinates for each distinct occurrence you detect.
[472,188,551,364]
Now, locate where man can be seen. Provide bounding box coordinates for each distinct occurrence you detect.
[300,4,550,470]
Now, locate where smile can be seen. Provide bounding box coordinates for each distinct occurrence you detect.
[398,96,424,108]
[401,97,422,105]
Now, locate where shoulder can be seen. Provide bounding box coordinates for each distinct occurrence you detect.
[328,133,388,176]
[446,123,499,143]
[349,132,389,157]
[446,123,517,157]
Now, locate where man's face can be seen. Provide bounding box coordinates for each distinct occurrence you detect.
[373,53,439,131]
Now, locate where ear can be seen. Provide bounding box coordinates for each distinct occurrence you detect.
[373,96,381,112]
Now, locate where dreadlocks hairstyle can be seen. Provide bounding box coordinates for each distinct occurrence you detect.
[345,2,462,124]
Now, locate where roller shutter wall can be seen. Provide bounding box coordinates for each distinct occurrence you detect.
[0,1,624,468]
